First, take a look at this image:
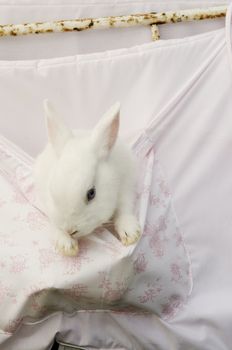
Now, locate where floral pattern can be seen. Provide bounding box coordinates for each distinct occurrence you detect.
[133,253,148,274]
[98,271,133,303]
[0,134,192,335]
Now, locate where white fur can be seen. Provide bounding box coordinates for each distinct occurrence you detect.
[33,100,141,256]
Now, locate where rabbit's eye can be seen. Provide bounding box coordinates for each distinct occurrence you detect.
[86,187,96,202]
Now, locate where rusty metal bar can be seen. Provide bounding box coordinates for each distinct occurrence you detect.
[0,5,227,38]
[151,24,160,41]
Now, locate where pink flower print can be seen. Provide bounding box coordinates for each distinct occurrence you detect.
[143,222,152,236]
[10,254,27,273]
[141,185,150,195]
[158,179,171,198]
[62,241,91,275]
[144,217,168,257]
[170,263,182,282]
[65,284,88,300]
[12,188,27,204]
[39,240,90,273]
[0,233,18,247]
[26,211,47,230]
[104,289,122,302]
[24,183,36,203]
[98,271,132,303]
[149,233,165,257]
[149,193,161,207]
[161,295,182,320]
[16,166,28,183]
[39,247,58,270]
[0,282,16,304]
[104,280,132,302]
[133,253,147,274]
[174,230,183,247]
[4,317,23,334]
[156,215,167,232]
[98,271,112,290]
[144,216,167,237]
[138,282,162,304]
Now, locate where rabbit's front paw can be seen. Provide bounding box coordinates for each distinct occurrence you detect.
[115,214,141,246]
[55,234,79,257]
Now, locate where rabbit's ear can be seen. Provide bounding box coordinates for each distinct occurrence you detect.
[43,99,72,156]
[92,101,120,160]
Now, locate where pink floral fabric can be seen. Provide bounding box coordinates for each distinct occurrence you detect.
[0,133,192,335]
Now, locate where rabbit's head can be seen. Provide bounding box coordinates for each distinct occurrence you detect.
[43,99,121,239]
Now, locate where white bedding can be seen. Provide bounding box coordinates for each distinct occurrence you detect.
[0,129,191,334]
[0,1,232,350]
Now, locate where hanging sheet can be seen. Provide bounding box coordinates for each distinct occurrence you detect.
[0,1,232,349]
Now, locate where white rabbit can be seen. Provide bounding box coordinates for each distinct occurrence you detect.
[33,99,141,256]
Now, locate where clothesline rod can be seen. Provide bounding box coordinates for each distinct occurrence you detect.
[0,5,227,38]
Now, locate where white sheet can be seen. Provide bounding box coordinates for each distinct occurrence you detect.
[0,129,192,335]
[0,1,232,349]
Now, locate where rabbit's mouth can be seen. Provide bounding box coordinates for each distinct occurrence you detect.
[70,230,78,236]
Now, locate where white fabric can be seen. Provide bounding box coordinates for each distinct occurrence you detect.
[0,1,232,349]
[0,130,191,333]
[0,0,229,157]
